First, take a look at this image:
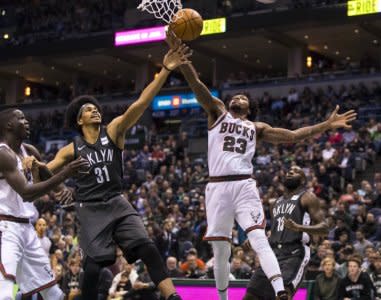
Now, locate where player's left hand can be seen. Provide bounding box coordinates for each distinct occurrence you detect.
[326,105,357,129]
[165,29,182,50]
[23,155,46,171]
[284,218,301,232]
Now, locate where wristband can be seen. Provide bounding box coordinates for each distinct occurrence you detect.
[162,64,173,72]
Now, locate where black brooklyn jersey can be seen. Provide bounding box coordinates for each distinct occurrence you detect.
[269,190,309,245]
[73,127,123,202]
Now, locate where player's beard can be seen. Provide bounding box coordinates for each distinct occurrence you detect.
[230,103,246,115]
[284,177,301,190]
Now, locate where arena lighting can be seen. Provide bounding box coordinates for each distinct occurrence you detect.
[347,0,381,16]
[25,86,31,96]
[115,17,226,46]
[306,56,312,68]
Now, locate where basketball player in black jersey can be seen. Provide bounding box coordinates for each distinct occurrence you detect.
[41,46,191,300]
[243,166,328,300]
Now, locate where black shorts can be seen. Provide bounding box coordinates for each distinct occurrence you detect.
[75,195,152,264]
[246,244,310,300]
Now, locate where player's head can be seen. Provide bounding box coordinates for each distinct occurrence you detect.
[0,108,30,140]
[65,95,102,134]
[284,166,306,190]
[228,93,258,120]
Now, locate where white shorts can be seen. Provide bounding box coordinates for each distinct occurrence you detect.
[0,220,56,295]
[204,178,265,241]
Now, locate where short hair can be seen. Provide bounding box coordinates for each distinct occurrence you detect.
[0,108,16,138]
[347,255,362,267]
[65,95,102,134]
[229,93,258,120]
[321,256,335,266]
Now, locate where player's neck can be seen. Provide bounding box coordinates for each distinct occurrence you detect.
[3,134,22,153]
[284,186,303,197]
[229,110,247,120]
[82,124,101,144]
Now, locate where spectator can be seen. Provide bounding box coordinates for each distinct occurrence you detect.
[369,252,381,300]
[322,142,336,161]
[155,219,179,260]
[166,256,184,278]
[338,256,375,300]
[180,252,206,278]
[230,257,251,279]
[353,229,373,256]
[314,257,340,300]
[132,265,159,300]
[35,217,52,256]
[62,260,83,300]
[108,271,133,300]
[109,261,139,297]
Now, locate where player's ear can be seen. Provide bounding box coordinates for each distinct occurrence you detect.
[77,118,83,126]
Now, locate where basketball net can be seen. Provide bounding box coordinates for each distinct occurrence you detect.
[138,0,183,24]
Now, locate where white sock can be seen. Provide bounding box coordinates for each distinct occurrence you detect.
[0,278,14,300]
[247,230,285,294]
[211,241,231,300]
[39,284,64,300]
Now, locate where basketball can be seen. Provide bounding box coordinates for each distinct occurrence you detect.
[169,8,203,41]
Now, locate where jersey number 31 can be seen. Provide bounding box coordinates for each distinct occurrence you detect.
[94,166,110,183]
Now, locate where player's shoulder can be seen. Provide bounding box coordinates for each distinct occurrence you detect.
[253,121,270,138]
[57,142,75,159]
[300,190,318,205]
[0,145,17,170]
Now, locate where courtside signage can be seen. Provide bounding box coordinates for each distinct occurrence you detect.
[115,18,227,46]
[152,90,219,111]
[347,0,381,16]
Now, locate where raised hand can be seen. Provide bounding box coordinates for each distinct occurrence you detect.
[326,105,357,129]
[165,29,182,50]
[163,43,193,71]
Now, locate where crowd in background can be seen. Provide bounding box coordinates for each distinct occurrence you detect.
[0,0,351,47]
[16,81,381,299]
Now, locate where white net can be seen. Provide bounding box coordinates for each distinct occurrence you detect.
[138,0,183,24]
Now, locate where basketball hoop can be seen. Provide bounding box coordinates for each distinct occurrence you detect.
[138,0,183,24]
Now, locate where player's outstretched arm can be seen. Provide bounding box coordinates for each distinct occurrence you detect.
[46,143,75,173]
[107,45,192,149]
[284,192,328,236]
[256,105,357,144]
[166,31,225,122]
[23,144,75,206]
[0,148,88,201]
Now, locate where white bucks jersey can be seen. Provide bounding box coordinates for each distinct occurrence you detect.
[0,143,38,220]
[208,112,256,176]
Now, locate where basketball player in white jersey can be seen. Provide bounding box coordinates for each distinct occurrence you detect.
[166,31,357,300]
[0,108,88,300]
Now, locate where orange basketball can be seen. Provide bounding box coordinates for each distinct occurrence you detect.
[169,8,203,41]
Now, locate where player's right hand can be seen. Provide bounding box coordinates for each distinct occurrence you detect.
[63,157,90,177]
[163,44,192,71]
